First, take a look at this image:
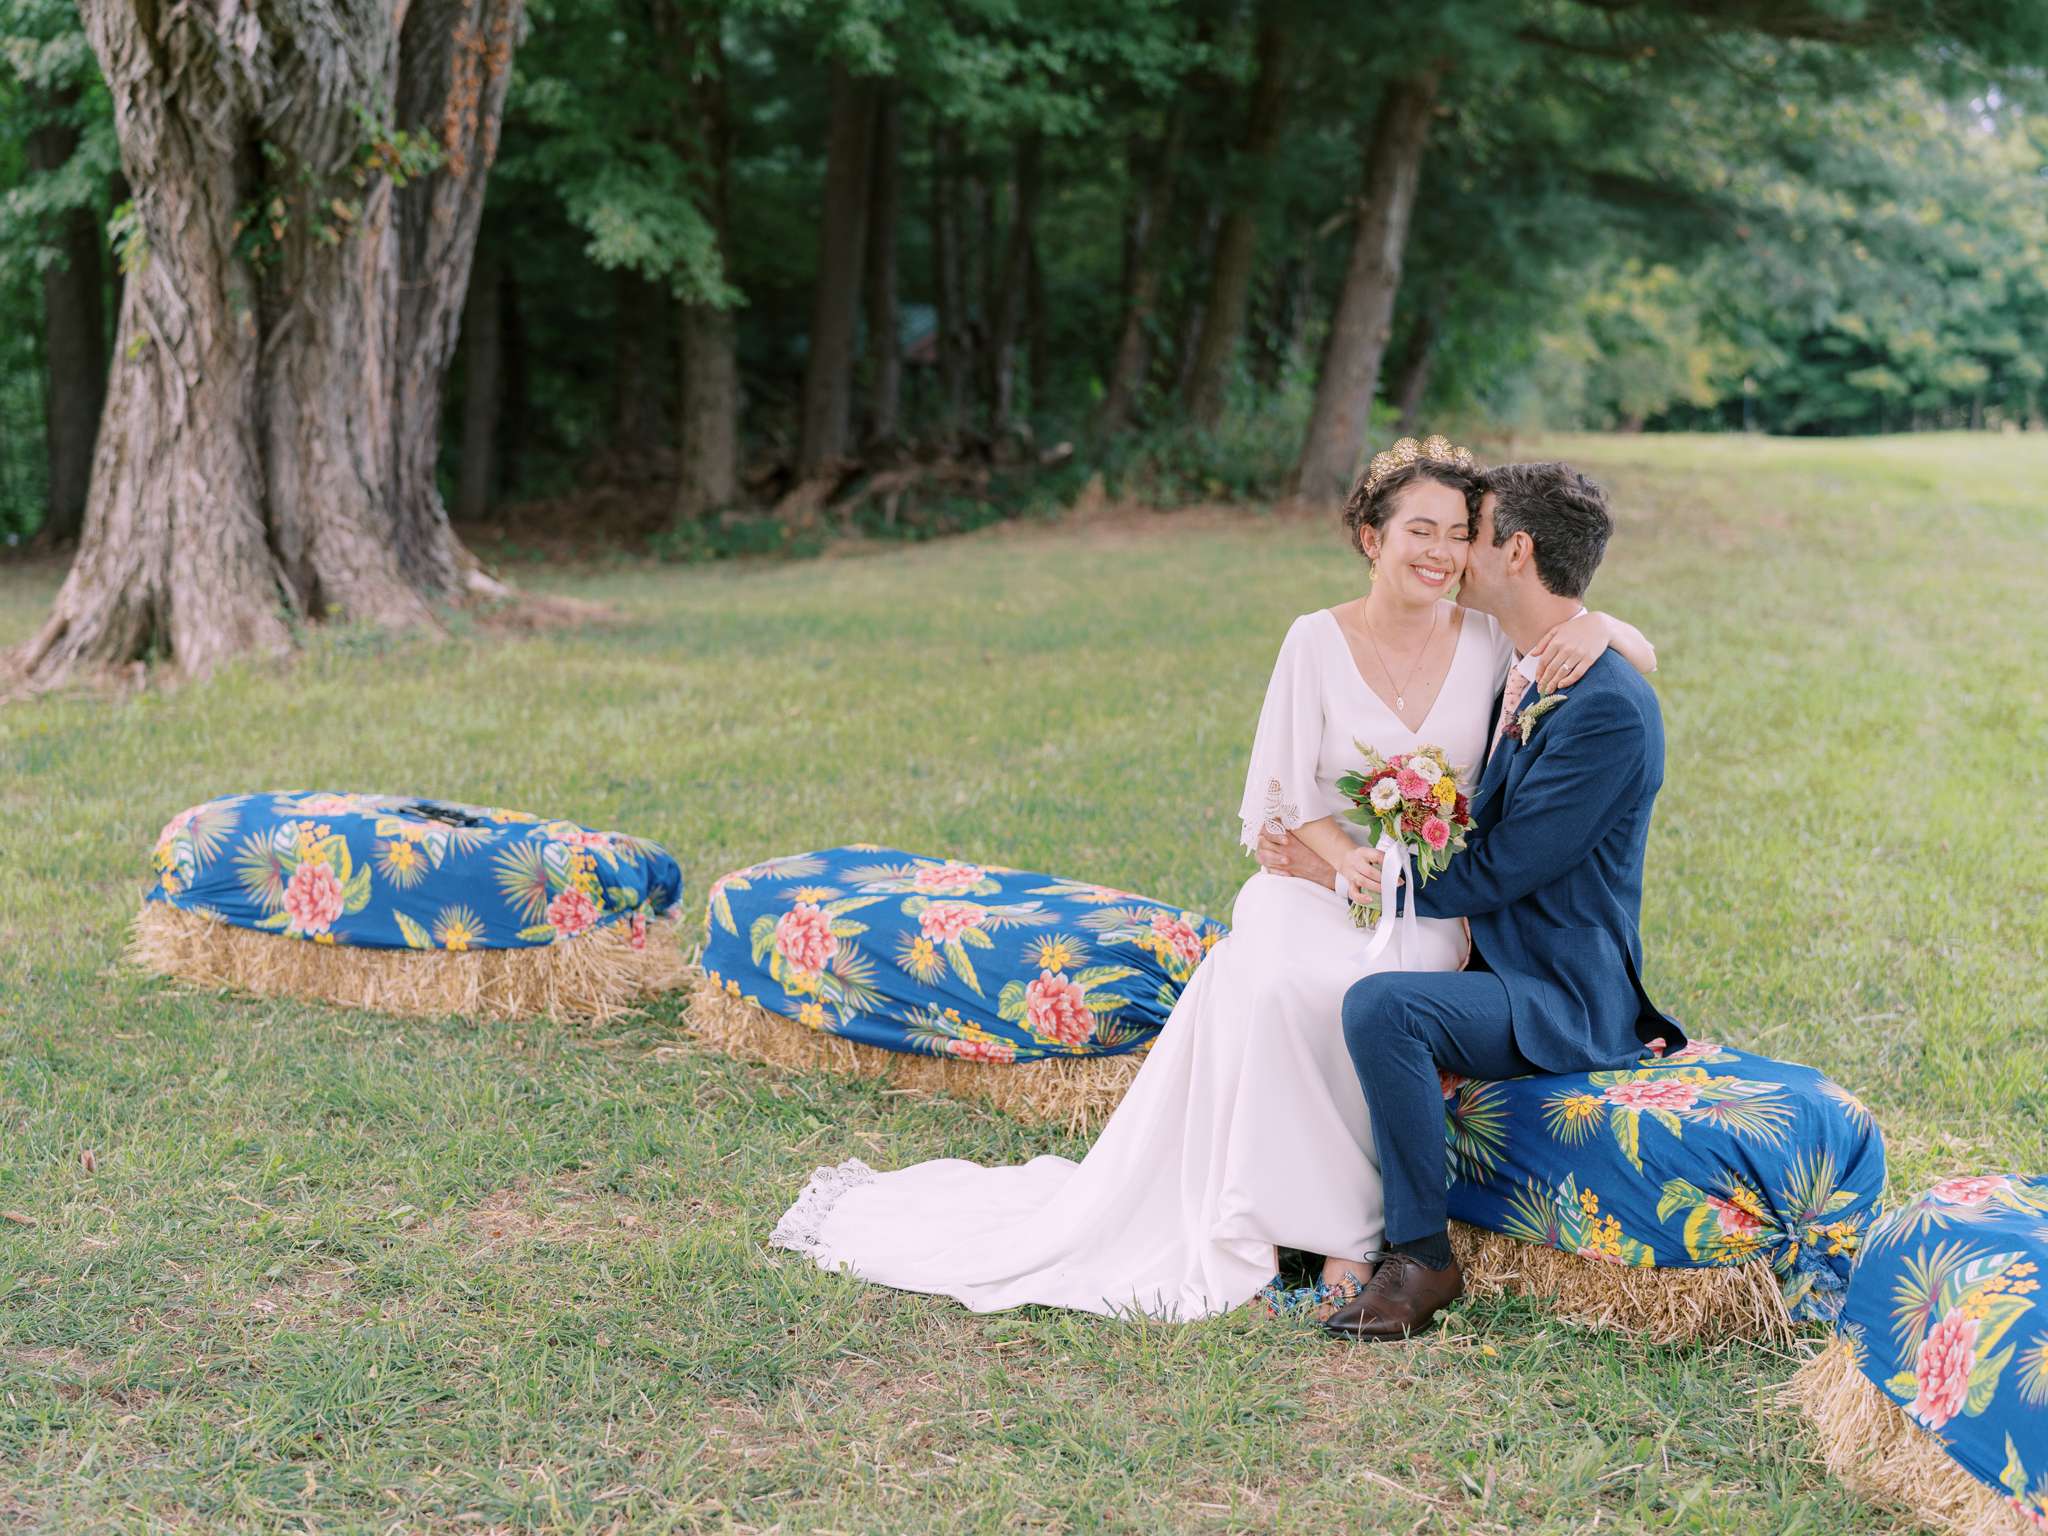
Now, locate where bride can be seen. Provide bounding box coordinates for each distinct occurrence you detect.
[769,436,1658,1321]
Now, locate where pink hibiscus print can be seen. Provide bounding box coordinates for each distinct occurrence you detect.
[774,902,838,977]
[1149,912,1204,968]
[946,1036,1017,1065]
[918,902,986,944]
[1908,1309,1980,1429]
[1660,1039,1724,1063]
[547,887,600,937]
[1707,1195,1764,1237]
[1602,1078,1700,1113]
[912,862,985,894]
[1024,971,1094,1047]
[282,859,345,935]
[1931,1175,2012,1207]
[628,910,648,951]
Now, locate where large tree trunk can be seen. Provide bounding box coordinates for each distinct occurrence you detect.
[796,60,876,477]
[863,88,903,445]
[11,0,522,689]
[987,131,1042,436]
[1181,14,1290,430]
[1097,116,1182,437]
[669,2,739,517]
[14,3,293,685]
[1292,69,1440,503]
[456,237,503,521]
[393,0,522,596]
[27,87,106,547]
[500,265,530,494]
[929,122,972,442]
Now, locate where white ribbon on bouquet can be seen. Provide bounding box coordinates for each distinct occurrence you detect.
[1359,832,1420,969]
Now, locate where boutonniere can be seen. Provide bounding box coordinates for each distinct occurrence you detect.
[1509,691,1568,744]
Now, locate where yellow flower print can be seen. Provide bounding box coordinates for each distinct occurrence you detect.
[797,1002,826,1030]
[1028,934,1085,972]
[790,886,843,903]
[1580,1188,1602,1215]
[433,905,484,951]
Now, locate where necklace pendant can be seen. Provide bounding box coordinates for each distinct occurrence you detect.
[1396,695,1406,710]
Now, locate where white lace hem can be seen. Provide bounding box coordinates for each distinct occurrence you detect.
[769,1158,877,1261]
[1238,776,1303,855]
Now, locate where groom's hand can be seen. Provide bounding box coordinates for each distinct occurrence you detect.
[1256,830,1342,892]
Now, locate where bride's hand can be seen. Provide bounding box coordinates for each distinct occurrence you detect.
[1337,843,1385,904]
[1530,611,1613,694]
[1257,829,1335,889]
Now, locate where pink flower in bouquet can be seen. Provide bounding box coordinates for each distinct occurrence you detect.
[1024,970,1093,1046]
[918,901,986,943]
[1149,911,1205,967]
[913,861,985,893]
[547,887,600,937]
[1421,816,1452,851]
[1602,1078,1700,1113]
[1396,768,1431,800]
[283,859,345,935]
[774,902,838,977]
[1932,1175,2011,1207]
[946,1035,1017,1064]
[1909,1309,1981,1429]
[1708,1195,1765,1237]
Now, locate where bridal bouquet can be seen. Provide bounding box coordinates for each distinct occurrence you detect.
[1334,744,1473,930]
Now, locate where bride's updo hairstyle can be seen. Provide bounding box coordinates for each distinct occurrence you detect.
[1341,434,1483,557]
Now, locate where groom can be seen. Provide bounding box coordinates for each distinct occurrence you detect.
[1258,460,1684,1341]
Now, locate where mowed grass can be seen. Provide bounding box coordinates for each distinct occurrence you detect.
[0,431,2043,1533]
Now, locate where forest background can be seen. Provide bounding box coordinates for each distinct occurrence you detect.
[1,0,2044,681]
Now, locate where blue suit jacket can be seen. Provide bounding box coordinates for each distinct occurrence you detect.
[1415,649,1684,1072]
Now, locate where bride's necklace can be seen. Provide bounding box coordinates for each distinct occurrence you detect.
[1361,601,1438,713]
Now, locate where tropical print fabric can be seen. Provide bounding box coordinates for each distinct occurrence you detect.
[1835,1174,2048,1525]
[700,845,1228,1064]
[147,792,682,951]
[1443,1041,1887,1321]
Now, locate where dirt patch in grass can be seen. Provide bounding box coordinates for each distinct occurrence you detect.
[458,1171,673,1256]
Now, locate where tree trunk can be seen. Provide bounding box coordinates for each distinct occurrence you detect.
[968,170,996,423]
[393,0,523,596]
[610,269,670,468]
[1097,115,1181,437]
[27,87,106,547]
[663,0,740,518]
[12,0,522,688]
[457,238,503,522]
[14,3,293,685]
[987,131,1042,435]
[500,266,530,495]
[929,122,971,441]
[1291,68,1440,503]
[863,88,903,446]
[1182,14,1290,429]
[1389,302,1439,435]
[796,60,876,477]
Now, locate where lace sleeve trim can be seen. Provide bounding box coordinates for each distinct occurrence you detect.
[1238,776,1303,855]
[768,1158,876,1261]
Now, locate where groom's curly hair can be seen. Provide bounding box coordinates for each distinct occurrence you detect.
[1341,460,1484,557]
[1479,462,1614,599]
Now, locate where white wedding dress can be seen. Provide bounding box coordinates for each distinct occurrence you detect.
[770,604,1515,1320]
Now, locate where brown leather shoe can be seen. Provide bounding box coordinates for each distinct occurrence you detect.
[1320,1254,1463,1341]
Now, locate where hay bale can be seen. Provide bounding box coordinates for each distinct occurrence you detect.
[1450,1220,1794,1346]
[1787,1338,2042,1536]
[134,902,687,1024]
[683,972,1148,1133]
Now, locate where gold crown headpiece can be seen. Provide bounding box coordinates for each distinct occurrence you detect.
[1360,434,1477,501]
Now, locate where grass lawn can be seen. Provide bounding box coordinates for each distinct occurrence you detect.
[2,431,2043,1533]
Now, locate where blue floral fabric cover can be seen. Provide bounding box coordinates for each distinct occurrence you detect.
[1835,1175,2048,1523]
[1442,1040,1887,1322]
[701,845,1228,1064]
[147,792,682,951]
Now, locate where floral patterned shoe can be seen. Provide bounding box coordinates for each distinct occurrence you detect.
[1255,1273,1368,1324]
